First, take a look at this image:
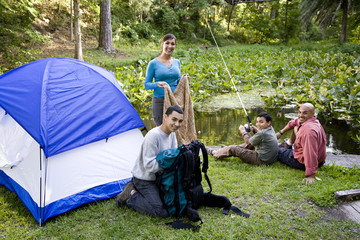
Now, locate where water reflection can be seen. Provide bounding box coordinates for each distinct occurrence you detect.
[140,108,360,155]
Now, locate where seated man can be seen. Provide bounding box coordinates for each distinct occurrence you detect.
[116,105,184,217]
[276,103,327,184]
[210,112,278,165]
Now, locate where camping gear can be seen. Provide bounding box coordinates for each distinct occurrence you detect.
[156,140,210,220]
[0,57,145,224]
[156,140,249,229]
[156,146,188,217]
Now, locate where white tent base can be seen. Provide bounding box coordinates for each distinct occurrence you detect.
[0,109,143,223]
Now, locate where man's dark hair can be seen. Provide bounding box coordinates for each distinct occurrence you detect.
[257,112,272,123]
[165,105,184,116]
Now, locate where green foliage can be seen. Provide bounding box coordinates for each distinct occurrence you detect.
[0,0,47,72]
[151,0,212,38]
[113,22,159,44]
[111,1,161,44]
[299,0,360,44]
[113,59,152,112]
[105,43,359,129]
[112,0,152,23]
[224,0,301,44]
[353,134,360,144]
[300,0,349,33]
[114,23,140,42]
[257,44,360,126]
[153,5,180,34]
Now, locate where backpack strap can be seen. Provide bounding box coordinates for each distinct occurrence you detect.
[196,141,212,193]
[222,206,250,218]
[166,220,201,230]
[182,147,195,190]
[173,162,181,217]
[181,145,204,222]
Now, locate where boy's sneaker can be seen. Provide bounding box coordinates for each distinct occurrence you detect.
[116,181,134,207]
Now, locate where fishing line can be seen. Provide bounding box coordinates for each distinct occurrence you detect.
[205,18,252,124]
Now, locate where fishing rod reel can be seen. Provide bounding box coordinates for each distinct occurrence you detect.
[244,124,251,133]
[244,115,256,134]
[244,123,257,134]
[245,115,256,134]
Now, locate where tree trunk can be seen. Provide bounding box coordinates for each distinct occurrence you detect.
[283,0,289,43]
[340,0,348,44]
[74,0,83,60]
[98,0,116,53]
[70,0,73,41]
[58,0,61,14]
[321,27,326,40]
[227,4,235,31]
[140,7,143,23]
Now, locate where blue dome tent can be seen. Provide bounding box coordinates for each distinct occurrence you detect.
[0,58,144,224]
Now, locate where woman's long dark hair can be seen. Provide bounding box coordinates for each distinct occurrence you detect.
[162,33,176,43]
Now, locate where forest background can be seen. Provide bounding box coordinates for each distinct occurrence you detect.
[0,0,360,133]
[1,1,360,238]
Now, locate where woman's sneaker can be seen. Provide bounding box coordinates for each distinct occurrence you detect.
[116,181,134,207]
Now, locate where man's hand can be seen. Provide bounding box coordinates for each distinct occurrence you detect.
[303,174,316,184]
[276,132,282,139]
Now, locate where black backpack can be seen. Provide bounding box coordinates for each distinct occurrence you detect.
[156,140,209,220]
[156,140,250,229]
[182,140,212,209]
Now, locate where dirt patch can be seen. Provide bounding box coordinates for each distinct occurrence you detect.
[30,2,132,61]
[320,206,349,222]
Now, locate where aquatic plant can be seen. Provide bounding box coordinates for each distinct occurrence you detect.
[114,44,360,127]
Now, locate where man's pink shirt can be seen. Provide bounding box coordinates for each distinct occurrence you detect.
[288,117,327,176]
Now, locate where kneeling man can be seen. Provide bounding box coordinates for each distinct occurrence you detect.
[116,105,184,217]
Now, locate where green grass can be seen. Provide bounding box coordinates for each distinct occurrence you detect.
[1,158,359,239]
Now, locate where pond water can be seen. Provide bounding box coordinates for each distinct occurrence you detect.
[140,108,360,155]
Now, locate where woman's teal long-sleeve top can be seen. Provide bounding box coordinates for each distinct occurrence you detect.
[144,58,181,98]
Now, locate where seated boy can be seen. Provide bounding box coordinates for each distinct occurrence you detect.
[210,112,278,165]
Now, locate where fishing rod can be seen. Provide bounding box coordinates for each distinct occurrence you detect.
[205,18,253,132]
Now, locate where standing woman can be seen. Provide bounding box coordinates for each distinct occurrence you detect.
[145,33,182,126]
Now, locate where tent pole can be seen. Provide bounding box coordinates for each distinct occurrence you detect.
[39,146,42,226]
